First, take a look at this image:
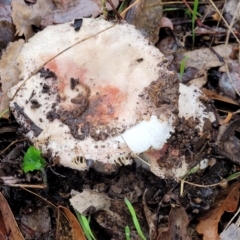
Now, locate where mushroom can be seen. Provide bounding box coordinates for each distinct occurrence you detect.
[9,18,214,178]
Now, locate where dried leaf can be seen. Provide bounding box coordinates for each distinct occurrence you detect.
[172,44,236,71]
[220,223,240,240]
[158,207,191,240]
[70,189,111,214]
[219,62,240,100]
[0,211,8,240]
[224,0,239,18]
[0,1,15,51]
[0,1,12,23]
[0,39,24,118]
[125,0,163,43]
[41,0,119,27]
[142,190,157,240]
[201,88,239,106]
[0,192,25,240]
[19,206,51,239]
[12,0,54,39]
[196,183,240,240]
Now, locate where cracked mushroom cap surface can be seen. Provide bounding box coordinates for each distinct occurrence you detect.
[9,18,213,177]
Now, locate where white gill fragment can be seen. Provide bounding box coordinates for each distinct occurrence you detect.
[9,18,214,178]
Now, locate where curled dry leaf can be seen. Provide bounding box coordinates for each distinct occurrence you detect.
[196,182,240,240]
[8,18,214,178]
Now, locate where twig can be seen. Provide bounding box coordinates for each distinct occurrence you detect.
[120,0,141,18]
[107,0,122,20]
[0,138,28,155]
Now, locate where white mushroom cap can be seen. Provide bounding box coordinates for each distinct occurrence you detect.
[9,18,214,177]
[9,18,178,173]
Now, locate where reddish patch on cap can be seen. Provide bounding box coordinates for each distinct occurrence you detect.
[45,58,87,93]
[45,58,127,129]
[86,85,126,125]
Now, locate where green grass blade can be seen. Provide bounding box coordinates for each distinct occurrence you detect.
[80,215,96,240]
[226,172,240,181]
[192,0,199,46]
[125,226,131,240]
[118,0,129,14]
[179,56,188,80]
[75,210,96,240]
[124,197,146,240]
[0,109,9,118]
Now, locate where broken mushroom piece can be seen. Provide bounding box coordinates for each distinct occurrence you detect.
[9,18,214,178]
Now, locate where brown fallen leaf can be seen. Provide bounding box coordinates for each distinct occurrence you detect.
[196,182,240,240]
[41,0,119,27]
[172,44,237,71]
[19,206,51,239]
[0,211,8,240]
[16,187,86,239]
[58,206,86,240]
[0,192,25,240]
[158,206,191,240]
[201,88,239,106]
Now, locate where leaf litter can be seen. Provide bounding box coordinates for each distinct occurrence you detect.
[1,0,240,239]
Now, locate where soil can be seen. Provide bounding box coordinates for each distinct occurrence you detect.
[0,113,237,239]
